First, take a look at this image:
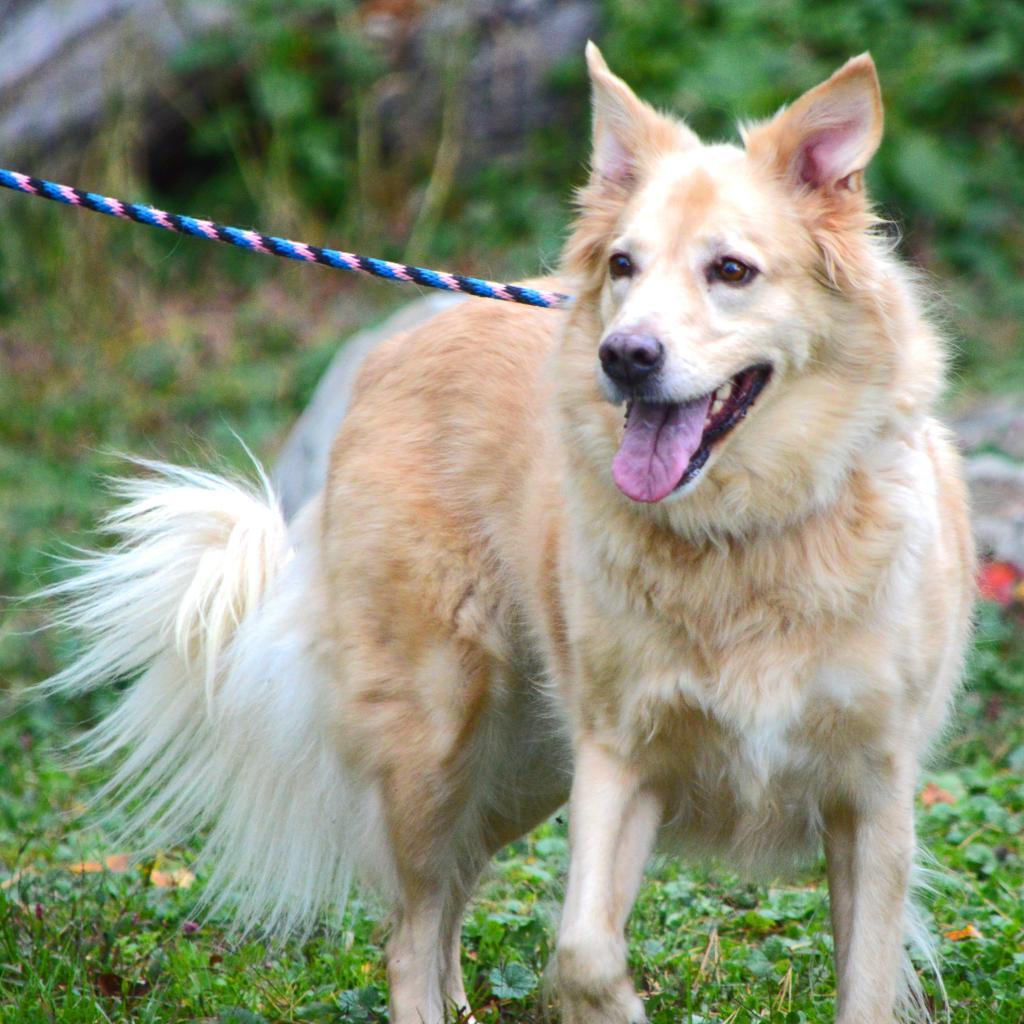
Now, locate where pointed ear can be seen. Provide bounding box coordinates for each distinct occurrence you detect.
[585,41,697,189]
[746,54,883,194]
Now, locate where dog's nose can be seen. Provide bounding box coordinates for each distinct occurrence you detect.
[599,332,665,387]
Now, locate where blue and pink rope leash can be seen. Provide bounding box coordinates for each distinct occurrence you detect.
[0,168,573,311]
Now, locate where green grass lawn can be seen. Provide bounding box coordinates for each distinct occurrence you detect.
[1,181,1022,1021]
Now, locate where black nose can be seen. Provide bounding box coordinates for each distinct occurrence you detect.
[599,332,665,387]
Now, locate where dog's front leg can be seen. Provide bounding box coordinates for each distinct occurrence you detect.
[557,737,660,1024]
[824,763,916,1024]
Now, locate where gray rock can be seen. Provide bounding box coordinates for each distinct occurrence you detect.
[965,454,1024,566]
[952,395,1024,461]
[379,0,599,166]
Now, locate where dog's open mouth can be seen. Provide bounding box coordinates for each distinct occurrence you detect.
[612,364,772,503]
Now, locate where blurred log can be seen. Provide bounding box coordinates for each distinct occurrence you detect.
[0,0,230,163]
[365,0,599,167]
[0,0,598,170]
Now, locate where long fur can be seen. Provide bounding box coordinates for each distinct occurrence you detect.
[40,460,387,936]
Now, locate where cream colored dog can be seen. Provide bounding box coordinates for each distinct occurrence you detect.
[45,45,974,1024]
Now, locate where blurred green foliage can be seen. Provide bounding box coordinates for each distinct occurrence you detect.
[169,0,383,240]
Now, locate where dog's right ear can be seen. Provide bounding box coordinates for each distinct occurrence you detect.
[585,42,697,193]
[565,45,695,283]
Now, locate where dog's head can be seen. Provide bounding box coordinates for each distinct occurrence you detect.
[557,45,944,534]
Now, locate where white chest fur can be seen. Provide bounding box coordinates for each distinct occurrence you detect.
[617,653,896,873]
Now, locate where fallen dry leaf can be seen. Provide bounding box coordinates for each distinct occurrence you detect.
[4,854,179,890]
[920,782,956,808]
[944,924,982,942]
[150,868,195,889]
[92,969,150,999]
[94,970,124,997]
[68,853,131,875]
[0,868,32,890]
[68,860,103,875]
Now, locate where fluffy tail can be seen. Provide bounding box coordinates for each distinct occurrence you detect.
[40,459,382,935]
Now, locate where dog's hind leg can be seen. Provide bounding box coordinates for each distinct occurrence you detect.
[368,663,570,1022]
[441,918,474,1020]
[375,745,485,1021]
[824,807,856,988]
[556,739,662,1024]
[344,634,495,1024]
[379,779,488,1023]
[387,876,482,1024]
[382,735,568,1021]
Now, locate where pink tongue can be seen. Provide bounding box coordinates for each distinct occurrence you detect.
[612,397,712,503]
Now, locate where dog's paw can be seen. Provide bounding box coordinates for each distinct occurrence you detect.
[556,931,646,1024]
[560,990,646,1024]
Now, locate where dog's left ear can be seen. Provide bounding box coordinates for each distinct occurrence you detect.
[746,54,883,196]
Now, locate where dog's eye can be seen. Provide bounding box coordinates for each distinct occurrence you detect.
[608,252,635,281]
[710,257,757,286]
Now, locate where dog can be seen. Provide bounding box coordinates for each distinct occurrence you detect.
[43,44,974,1024]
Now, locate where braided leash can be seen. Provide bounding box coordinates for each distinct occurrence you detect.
[0,168,573,311]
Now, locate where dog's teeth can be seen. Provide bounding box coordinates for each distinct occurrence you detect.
[719,380,733,401]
